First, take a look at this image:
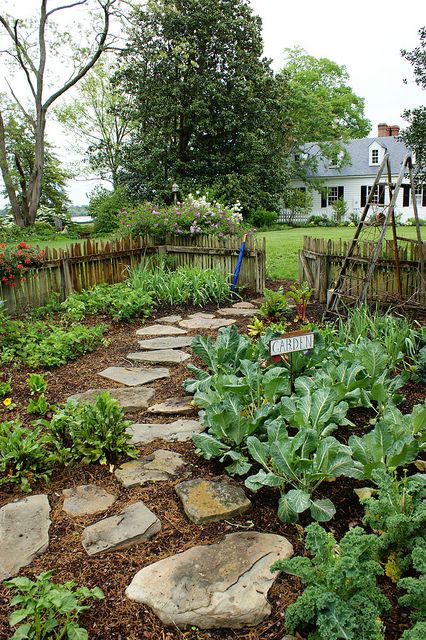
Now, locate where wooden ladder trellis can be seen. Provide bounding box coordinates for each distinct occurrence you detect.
[326,154,425,315]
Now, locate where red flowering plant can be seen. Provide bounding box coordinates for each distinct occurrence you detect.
[0,242,45,287]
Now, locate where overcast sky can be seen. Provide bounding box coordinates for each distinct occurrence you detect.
[0,0,425,205]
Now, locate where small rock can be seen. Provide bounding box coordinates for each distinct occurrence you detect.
[62,485,116,517]
[0,495,51,580]
[217,307,257,317]
[115,450,188,488]
[126,531,293,629]
[127,419,204,444]
[98,366,169,386]
[68,387,155,410]
[147,396,194,415]
[136,325,188,336]
[138,336,193,351]
[155,314,182,324]
[178,317,236,330]
[82,502,161,556]
[232,301,256,309]
[126,350,191,365]
[175,479,251,524]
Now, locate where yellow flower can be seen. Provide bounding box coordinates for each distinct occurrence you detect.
[3,398,12,407]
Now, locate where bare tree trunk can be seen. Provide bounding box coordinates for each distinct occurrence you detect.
[0,110,24,225]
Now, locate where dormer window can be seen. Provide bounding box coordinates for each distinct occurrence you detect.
[371,149,379,164]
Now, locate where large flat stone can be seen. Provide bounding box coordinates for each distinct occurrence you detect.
[82,502,161,556]
[68,387,155,410]
[98,366,169,386]
[138,336,193,351]
[175,479,251,524]
[127,419,204,444]
[115,450,189,488]
[232,301,256,309]
[188,312,216,319]
[126,532,293,629]
[155,314,182,324]
[178,317,236,330]
[0,495,51,580]
[147,396,194,415]
[127,350,191,365]
[62,485,116,517]
[136,325,188,336]
[217,307,257,317]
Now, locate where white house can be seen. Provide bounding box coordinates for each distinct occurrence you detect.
[283,123,426,224]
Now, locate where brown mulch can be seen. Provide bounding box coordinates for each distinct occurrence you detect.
[0,299,425,640]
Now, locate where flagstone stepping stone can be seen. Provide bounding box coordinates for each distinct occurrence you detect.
[217,307,258,317]
[115,450,189,488]
[178,317,236,330]
[126,350,191,365]
[126,531,294,629]
[82,502,161,556]
[232,301,256,309]
[0,495,51,580]
[127,419,203,444]
[147,396,194,415]
[68,387,155,410]
[155,314,182,324]
[62,485,116,517]
[175,479,251,524]
[136,324,188,337]
[98,366,169,387]
[188,312,216,319]
[138,336,193,351]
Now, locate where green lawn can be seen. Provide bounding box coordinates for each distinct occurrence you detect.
[257,226,420,280]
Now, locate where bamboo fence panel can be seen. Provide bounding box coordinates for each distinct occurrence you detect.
[299,235,426,306]
[1,234,266,315]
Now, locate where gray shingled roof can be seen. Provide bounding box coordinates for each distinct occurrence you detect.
[304,136,410,178]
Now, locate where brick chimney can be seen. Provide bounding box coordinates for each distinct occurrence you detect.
[390,124,400,136]
[378,123,390,137]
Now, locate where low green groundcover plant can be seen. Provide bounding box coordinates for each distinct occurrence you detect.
[5,570,104,640]
[61,282,153,322]
[398,544,426,640]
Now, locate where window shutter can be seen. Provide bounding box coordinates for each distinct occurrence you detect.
[361,186,367,207]
[422,188,426,207]
[378,184,385,204]
[300,187,306,192]
[321,190,327,208]
[402,185,410,207]
[338,186,344,199]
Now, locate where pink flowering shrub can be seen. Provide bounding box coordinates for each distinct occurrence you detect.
[0,242,45,287]
[118,194,250,238]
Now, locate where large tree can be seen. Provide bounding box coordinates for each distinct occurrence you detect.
[114,0,288,211]
[277,47,371,177]
[0,0,116,226]
[401,27,426,181]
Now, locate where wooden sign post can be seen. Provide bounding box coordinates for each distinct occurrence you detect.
[269,330,315,393]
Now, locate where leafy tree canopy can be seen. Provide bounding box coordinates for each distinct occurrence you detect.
[114,0,288,212]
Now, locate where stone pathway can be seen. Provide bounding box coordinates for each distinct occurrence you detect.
[136,324,188,337]
[126,350,190,364]
[155,314,182,324]
[127,419,204,444]
[126,532,294,629]
[178,317,236,330]
[98,366,169,386]
[115,450,189,488]
[0,495,51,580]
[137,336,193,350]
[217,307,258,317]
[62,485,116,517]
[68,387,155,410]
[147,396,194,415]
[175,479,251,524]
[82,502,161,556]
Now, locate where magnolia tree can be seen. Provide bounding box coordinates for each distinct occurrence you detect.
[0,0,117,227]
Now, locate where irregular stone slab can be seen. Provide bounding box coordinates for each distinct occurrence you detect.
[175,479,251,524]
[115,450,188,488]
[147,396,194,415]
[98,366,169,387]
[217,307,257,317]
[155,314,182,324]
[68,387,155,410]
[62,485,116,517]
[188,312,216,319]
[232,301,256,309]
[136,324,188,337]
[127,350,191,365]
[82,502,161,556]
[128,419,204,444]
[126,532,293,629]
[179,317,236,331]
[138,336,193,351]
[0,495,51,580]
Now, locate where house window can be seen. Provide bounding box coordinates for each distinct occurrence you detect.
[371,149,379,165]
[294,154,301,163]
[321,186,344,207]
[361,185,385,207]
[368,185,379,204]
[415,186,423,206]
[328,187,339,205]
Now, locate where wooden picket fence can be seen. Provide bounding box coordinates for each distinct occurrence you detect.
[299,236,426,306]
[1,234,266,316]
